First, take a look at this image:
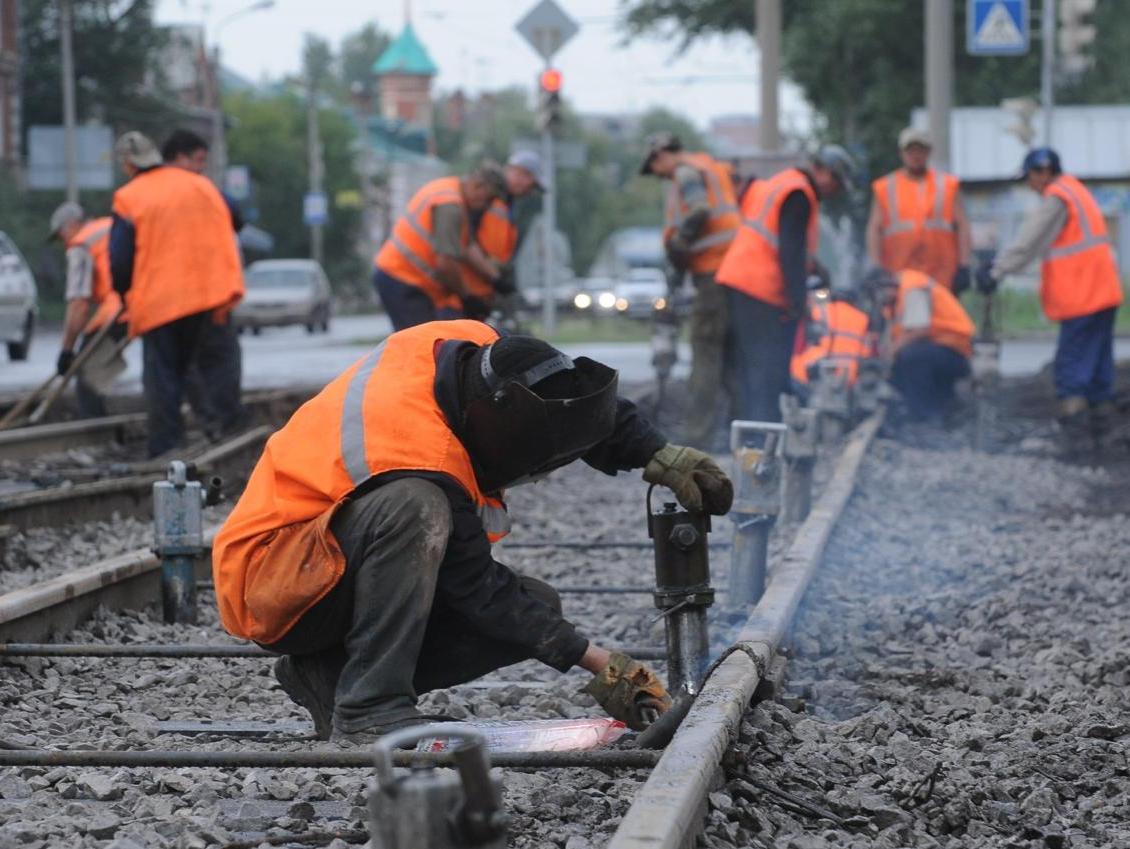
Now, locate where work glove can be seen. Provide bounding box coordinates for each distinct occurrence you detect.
[664,235,692,271]
[461,294,492,321]
[975,264,998,295]
[56,349,75,377]
[583,652,672,731]
[643,443,734,515]
[494,264,517,296]
[805,319,828,347]
[952,265,972,296]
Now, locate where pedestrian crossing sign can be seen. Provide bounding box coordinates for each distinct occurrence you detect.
[968,0,1029,55]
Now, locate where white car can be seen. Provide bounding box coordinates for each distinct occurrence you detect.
[234,259,333,335]
[0,232,38,361]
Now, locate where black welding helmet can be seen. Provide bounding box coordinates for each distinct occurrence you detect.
[460,337,619,494]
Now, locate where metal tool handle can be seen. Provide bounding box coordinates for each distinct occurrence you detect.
[372,723,485,788]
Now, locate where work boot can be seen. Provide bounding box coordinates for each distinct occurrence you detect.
[1057,396,1092,463]
[274,655,337,741]
[329,712,460,748]
[1089,400,1118,453]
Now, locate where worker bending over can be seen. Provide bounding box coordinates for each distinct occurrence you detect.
[982,148,1123,451]
[869,268,974,421]
[641,133,740,449]
[374,164,507,329]
[790,281,872,392]
[213,321,733,743]
[867,128,972,293]
[716,147,855,426]
[109,131,245,457]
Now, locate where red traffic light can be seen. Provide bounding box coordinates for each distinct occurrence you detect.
[539,68,563,93]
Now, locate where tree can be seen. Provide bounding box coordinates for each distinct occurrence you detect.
[339,23,391,101]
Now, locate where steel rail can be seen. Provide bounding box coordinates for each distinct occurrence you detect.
[0,413,147,461]
[606,411,884,849]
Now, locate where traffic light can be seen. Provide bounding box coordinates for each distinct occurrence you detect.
[537,68,563,133]
[1058,0,1097,76]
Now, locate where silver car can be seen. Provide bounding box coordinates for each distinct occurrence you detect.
[234,259,333,335]
[0,231,38,361]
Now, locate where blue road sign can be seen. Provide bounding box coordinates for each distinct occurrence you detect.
[968,0,1029,56]
[303,192,328,227]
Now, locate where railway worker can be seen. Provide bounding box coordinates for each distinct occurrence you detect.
[981,148,1124,451]
[867,267,974,421]
[161,128,245,233]
[866,127,973,293]
[716,146,856,428]
[374,164,507,330]
[640,132,741,450]
[460,152,545,318]
[49,202,126,418]
[109,131,245,457]
[213,321,734,744]
[790,280,872,392]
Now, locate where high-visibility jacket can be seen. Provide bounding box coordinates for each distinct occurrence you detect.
[663,152,741,274]
[111,167,244,338]
[872,168,961,287]
[375,177,469,309]
[891,269,974,358]
[463,199,518,302]
[716,168,820,309]
[1040,174,1124,322]
[212,320,510,644]
[65,217,124,334]
[791,297,871,385]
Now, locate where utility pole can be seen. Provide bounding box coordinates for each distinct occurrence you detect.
[924,0,953,169]
[1040,0,1055,145]
[59,0,79,203]
[306,72,324,266]
[756,0,781,153]
[210,46,227,185]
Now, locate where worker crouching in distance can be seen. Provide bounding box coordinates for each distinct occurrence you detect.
[867,267,975,422]
[790,277,872,397]
[213,321,734,744]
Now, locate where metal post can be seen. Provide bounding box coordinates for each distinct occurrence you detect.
[780,396,818,524]
[59,0,79,203]
[210,46,227,186]
[924,0,953,169]
[649,498,714,696]
[307,73,325,266]
[756,0,781,153]
[152,461,205,625]
[727,420,786,609]
[1041,0,1055,145]
[540,110,557,336]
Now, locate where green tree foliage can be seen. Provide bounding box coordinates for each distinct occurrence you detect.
[620,0,1130,178]
[339,23,391,102]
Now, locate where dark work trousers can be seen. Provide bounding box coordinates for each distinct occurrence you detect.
[184,314,245,440]
[683,273,734,450]
[264,479,564,734]
[725,288,798,428]
[142,310,242,457]
[891,339,971,420]
[374,269,438,331]
[1054,307,1117,402]
[74,333,111,418]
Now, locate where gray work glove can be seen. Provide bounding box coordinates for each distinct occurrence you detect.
[643,443,734,515]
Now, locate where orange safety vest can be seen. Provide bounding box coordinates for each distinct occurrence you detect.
[111,167,244,338]
[791,298,871,385]
[872,168,961,287]
[716,168,820,309]
[463,199,518,301]
[65,217,124,334]
[212,320,511,644]
[891,269,974,358]
[1040,174,1124,322]
[663,152,741,274]
[375,177,469,309]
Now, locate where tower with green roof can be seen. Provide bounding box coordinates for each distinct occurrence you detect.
[374,17,438,140]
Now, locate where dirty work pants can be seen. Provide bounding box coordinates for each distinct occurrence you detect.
[184,315,245,440]
[683,273,732,450]
[1054,307,1117,402]
[890,339,970,420]
[374,269,457,330]
[142,311,243,457]
[726,289,797,427]
[264,479,562,734]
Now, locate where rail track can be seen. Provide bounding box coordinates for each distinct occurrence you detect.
[0,393,884,848]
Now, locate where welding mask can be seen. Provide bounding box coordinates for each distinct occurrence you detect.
[461,345,620,494]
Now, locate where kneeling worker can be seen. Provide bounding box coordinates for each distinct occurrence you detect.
[790,281,872,391]
[869,268,974,420]
[213,320,733,743]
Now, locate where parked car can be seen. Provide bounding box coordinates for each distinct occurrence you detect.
[234,259,332,335]
[0,232,38,361]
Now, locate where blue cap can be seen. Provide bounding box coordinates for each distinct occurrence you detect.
[1021,147,1061,177]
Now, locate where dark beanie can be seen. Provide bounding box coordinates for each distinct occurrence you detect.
[460,335,581,404]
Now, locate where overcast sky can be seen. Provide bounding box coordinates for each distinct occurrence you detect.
[155,0,811,132]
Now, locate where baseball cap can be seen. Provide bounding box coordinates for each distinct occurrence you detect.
[48,201,84,240]
[507,150,546,191]
[115,131,163,170]
[898,127,932,150]
[639,132,682,175]
[1020,147,1062,177]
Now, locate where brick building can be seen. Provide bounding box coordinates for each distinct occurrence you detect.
[0,0,20,173]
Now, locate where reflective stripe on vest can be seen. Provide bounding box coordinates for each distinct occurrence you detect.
[74,222,111,250]
[480,503,512,536]
[340,340,388,487]
[1045,179,1110,259]
[885,170,952,235]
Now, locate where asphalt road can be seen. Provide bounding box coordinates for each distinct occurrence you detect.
[1,313,1126,397]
